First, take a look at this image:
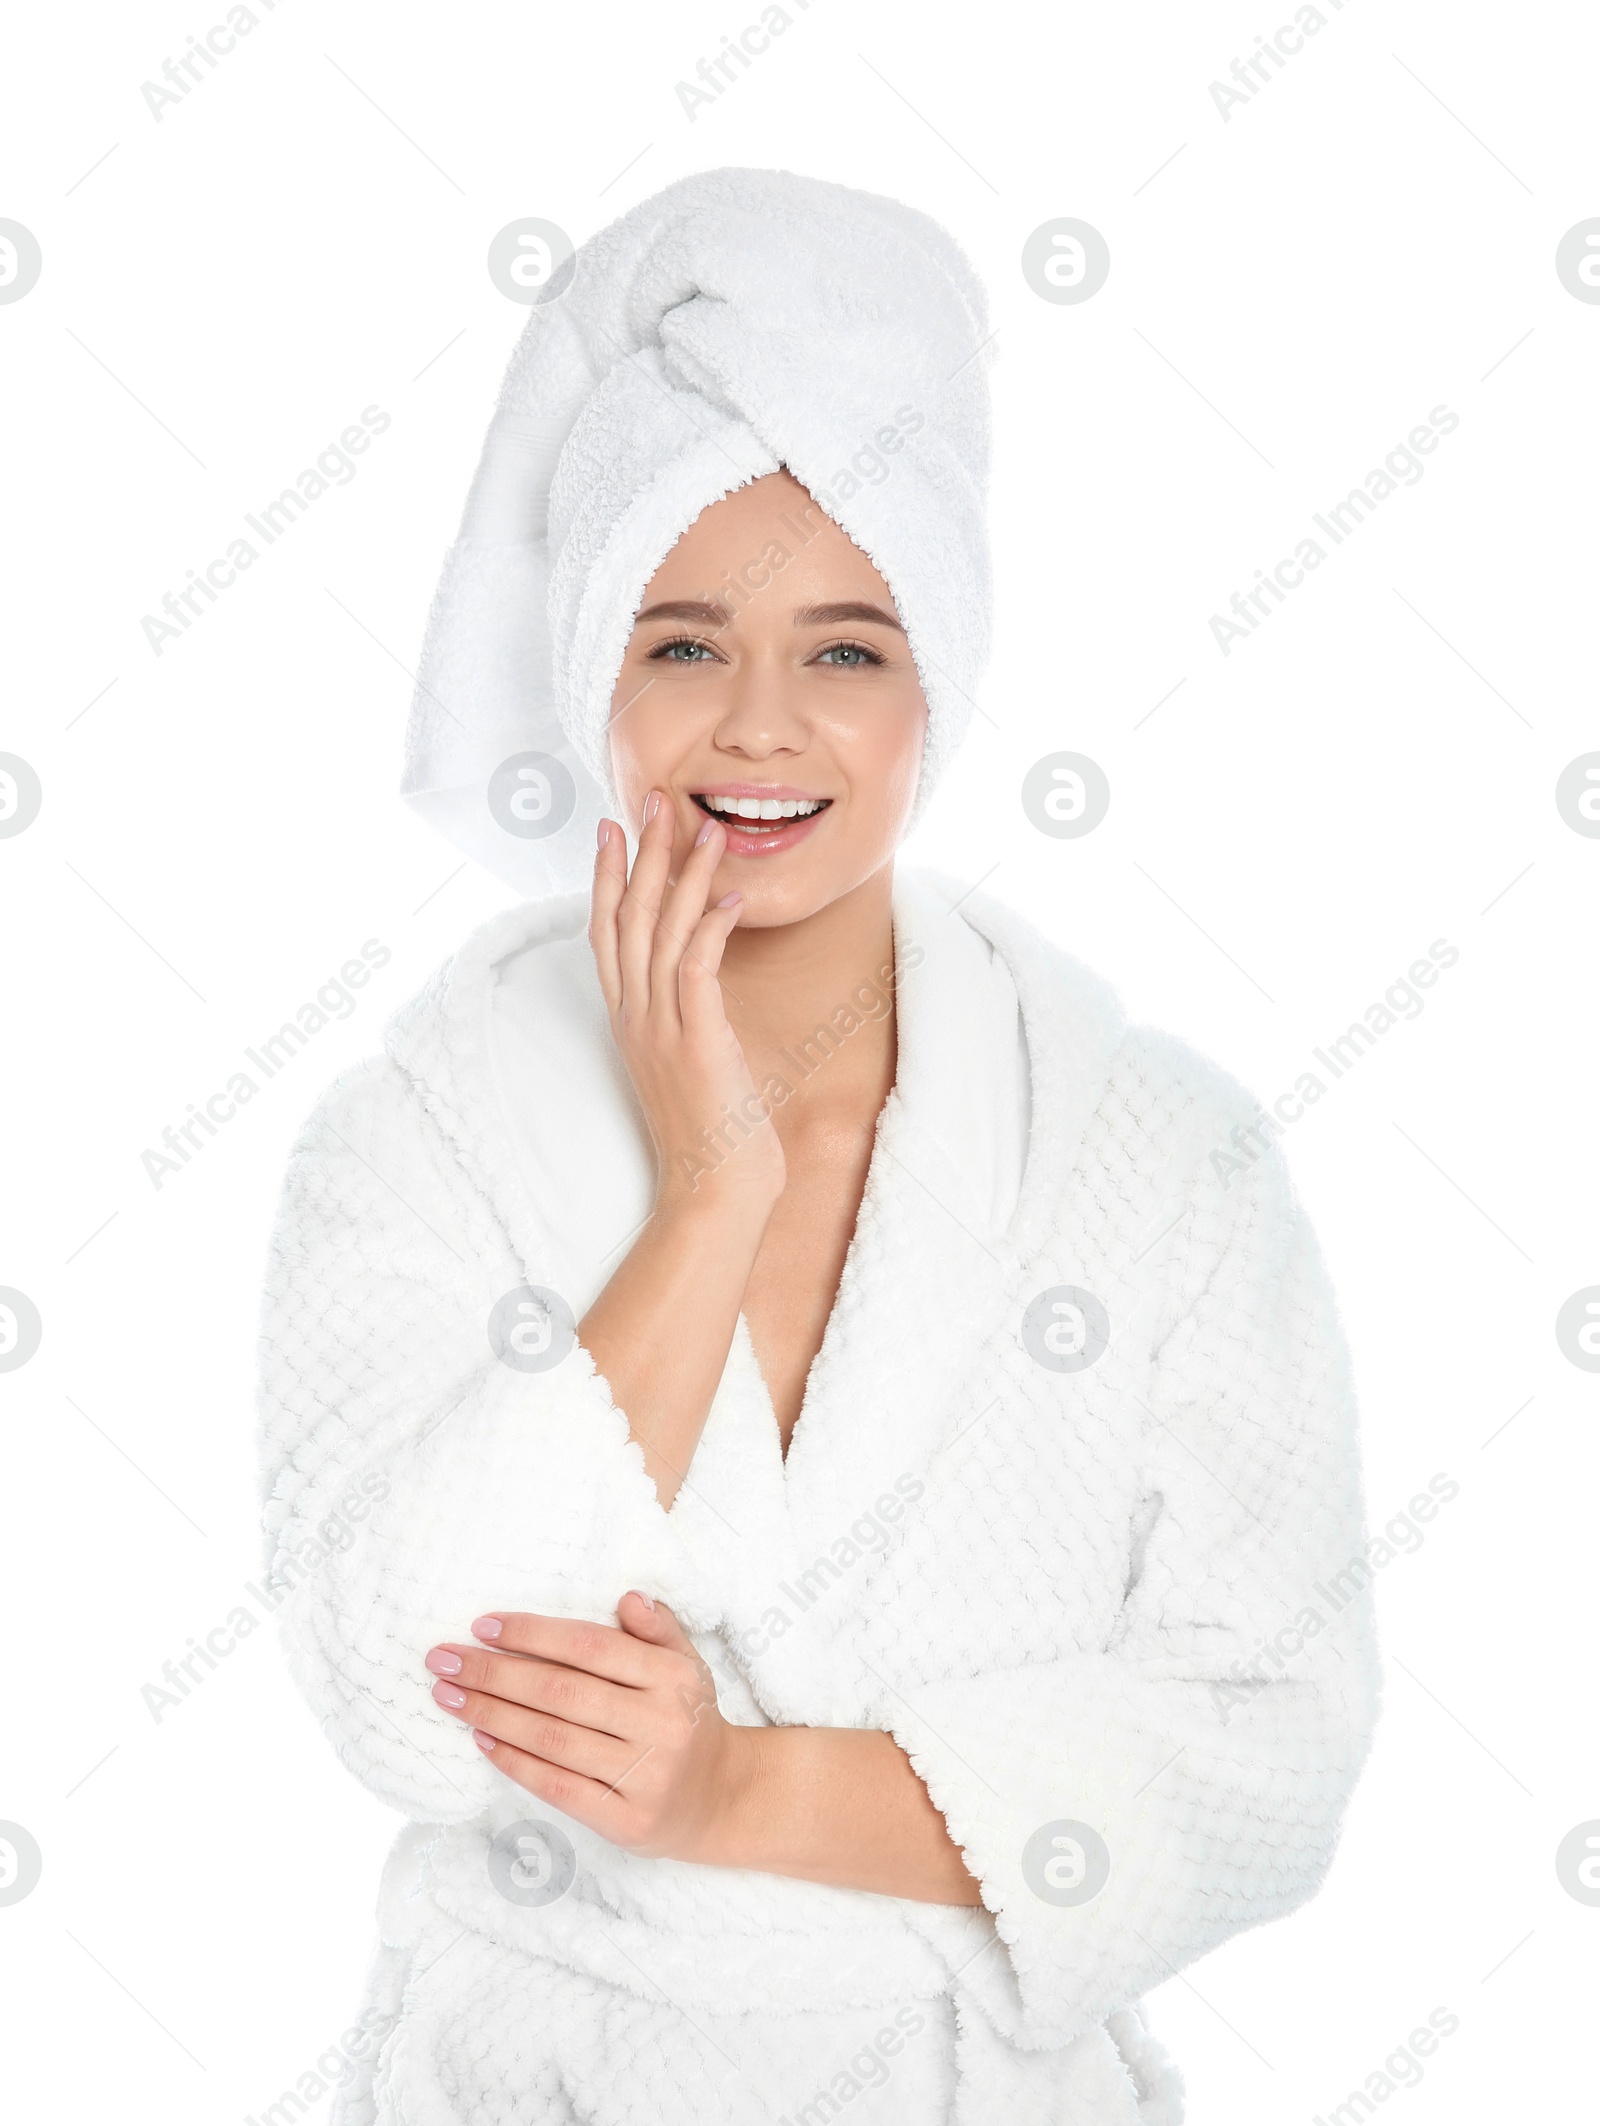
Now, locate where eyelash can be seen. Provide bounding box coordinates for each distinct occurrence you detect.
[646,633,887,669]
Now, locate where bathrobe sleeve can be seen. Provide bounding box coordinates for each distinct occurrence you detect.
[876,1090,1381,2047]
[256,1054,675,1822]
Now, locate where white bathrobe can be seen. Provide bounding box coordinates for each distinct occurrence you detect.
[257,870,1379,2125]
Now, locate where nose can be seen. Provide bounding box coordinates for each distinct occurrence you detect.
[710,652,811,761]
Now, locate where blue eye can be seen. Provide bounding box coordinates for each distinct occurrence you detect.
[816,640,883,667]
[650,636,717,662]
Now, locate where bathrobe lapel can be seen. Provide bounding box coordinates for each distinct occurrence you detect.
[776,872,1024,1561]
[785,871,1127,1528]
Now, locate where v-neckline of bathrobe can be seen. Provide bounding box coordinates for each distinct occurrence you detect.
[405,866,1128,1618]
[755,875,1024,1524]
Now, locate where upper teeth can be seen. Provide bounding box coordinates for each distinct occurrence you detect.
[701,795,825,820]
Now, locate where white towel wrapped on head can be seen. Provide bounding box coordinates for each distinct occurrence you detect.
[401,165,996,898]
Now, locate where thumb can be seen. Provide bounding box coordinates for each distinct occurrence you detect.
[617,1588,690,1648]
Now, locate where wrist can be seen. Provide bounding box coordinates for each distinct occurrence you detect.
[656,1111,785,1221]
[652,1173,780,1241]
[682,1721,773,1870]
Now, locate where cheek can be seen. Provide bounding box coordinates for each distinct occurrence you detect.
[608,738,644,821]
[857,704,927,825]
[607,693,675,815]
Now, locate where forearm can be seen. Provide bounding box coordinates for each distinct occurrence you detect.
[578,1196,769,1509]
[706,1724,984,1905]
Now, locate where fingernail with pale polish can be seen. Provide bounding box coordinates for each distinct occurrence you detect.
[597,819,610,850]
[471,1616,502,1639]
[643,789,661,824]
[630,1589,656,1613]
[432,1682,466,1709]
[473,1730,497,1753]
[424,1648,462,1676]
[694,813,718,847]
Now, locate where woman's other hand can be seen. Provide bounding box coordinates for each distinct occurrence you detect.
[423,1600,984,1902]
[425,1596,752,1864]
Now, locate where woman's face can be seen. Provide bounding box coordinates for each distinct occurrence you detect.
[606,469,927,927]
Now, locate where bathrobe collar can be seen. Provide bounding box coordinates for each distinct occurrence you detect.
[770,873,1088,1565]
[382,869,1127,1691]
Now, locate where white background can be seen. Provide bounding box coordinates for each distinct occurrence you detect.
[2,1,1596,2119]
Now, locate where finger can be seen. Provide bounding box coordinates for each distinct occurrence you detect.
[430,1679,635,1784]
[470,1727,637,1832]
[677,895,743,1040]
[611,1598,717,1737]
[428,1643,638,1739]
[588,819,627,1014]
[616,789,677,1014]
[471,1611,656,1688]
[650,811,725,996]
[616,1590,696,1655]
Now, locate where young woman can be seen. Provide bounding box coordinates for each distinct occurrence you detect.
[259,169,1378,2125]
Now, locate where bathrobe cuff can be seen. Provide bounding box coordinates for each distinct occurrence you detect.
[880,1651,1368,2050]
[874,1114,1379,2048]
[257,1055,680,1822]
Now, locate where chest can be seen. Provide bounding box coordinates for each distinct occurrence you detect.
[740,1104,882,1455]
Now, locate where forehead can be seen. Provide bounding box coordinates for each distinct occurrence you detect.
[638,473,895,607]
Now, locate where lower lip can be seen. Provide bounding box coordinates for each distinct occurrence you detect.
[699,806,830,858]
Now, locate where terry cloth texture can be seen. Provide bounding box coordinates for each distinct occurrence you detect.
[257,870,1380,2123]
[400,167,994,897]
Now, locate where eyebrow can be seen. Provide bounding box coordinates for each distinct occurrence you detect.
[794,600,905,632]
[631,597,904,633]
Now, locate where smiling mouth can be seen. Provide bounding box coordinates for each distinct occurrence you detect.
[691,792,833,835]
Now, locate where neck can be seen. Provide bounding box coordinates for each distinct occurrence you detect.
[719,863,899,1106]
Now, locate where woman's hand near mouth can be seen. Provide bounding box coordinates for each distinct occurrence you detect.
[579,787,784,1506]
[590,785,785,1214]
